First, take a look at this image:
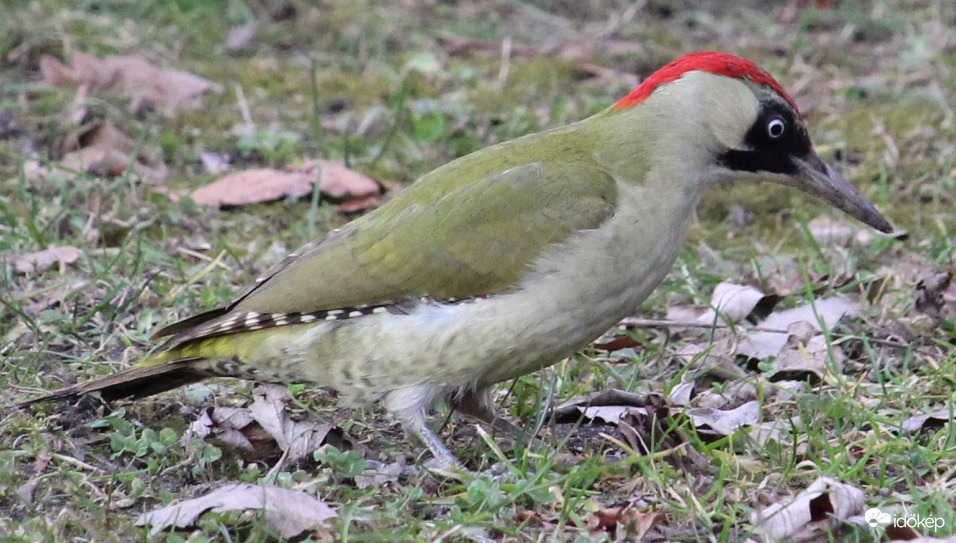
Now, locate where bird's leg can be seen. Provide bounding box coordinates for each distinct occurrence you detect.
[386,387,463,470]
[415,423,462,470]
[452,387,527,441]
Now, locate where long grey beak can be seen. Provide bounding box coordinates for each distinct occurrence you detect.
[793,154,893,233]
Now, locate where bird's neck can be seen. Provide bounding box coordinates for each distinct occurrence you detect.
[585,74,752,196]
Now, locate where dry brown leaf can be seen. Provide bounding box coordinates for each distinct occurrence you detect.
[694,381,758,410]
[12,246,82,273]
[184,408,274,457]
[586,506,627,534]
[625,509,664,542]
[354,459,405,489]
[225,20,259,51]
[61,146,129,176]
[65,83,89,125]
[737,297,858,360]
[785,321,817,345]
[901,409,952,434]
[300,159,382,201]
[583,506,663,541]
[752,477,865,542]
[337,194,384,213]
[249,384,333,466]
[769,334,844,383]
[40,52,221,115]
[514,510,548,525]
[667,382,695,407]
[39,55,76,86]
[549,389,696,463]
[547,390,700,464]
[662,283,779,339]
[675,334,746,381]
[191,160,383,211]
[192,169,313,207]
[664,305,707,324]
[199,150,230,174]
[182,384,334,467]
[211,406,256,429]
[136,483,336,538]
[551,389,656,423]
[24,122,167,183]
[685,400,760,436]
[748,419,795,448]
[64,121,128,152]
[767,380,809,401]
[913,269,952,317]
[61,146,167,181]
[618,404,710,469]
[593,332,644,352]
[698,282,774,325]
[575,405,631,425]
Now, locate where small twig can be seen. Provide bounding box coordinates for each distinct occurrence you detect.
[497,36,512,86]
[433,525,463,543]
[159,457,194,477]
[175,247,230,267]
[234,83,254,130]
[53,453,102,473]
[265,447,292,482]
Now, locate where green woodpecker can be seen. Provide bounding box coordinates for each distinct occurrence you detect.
[26,52,892,467]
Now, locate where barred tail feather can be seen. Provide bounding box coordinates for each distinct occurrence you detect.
[20,356,207,405]
[22,333,266,406]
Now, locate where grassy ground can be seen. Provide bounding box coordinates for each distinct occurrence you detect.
[1,0,954,541]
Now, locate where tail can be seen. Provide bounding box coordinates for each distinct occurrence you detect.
[21,325,272,407]
[19,354,209,406]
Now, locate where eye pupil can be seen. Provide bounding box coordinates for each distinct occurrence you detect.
[768,118,786,138]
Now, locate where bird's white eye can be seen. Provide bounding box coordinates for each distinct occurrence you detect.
[767,117,787,138]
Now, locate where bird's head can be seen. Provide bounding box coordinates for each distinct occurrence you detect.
[610,51,892,233]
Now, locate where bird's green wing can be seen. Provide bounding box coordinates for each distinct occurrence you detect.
[157,160,618,344]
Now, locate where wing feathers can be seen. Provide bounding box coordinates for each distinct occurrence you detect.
[154,157,618,347]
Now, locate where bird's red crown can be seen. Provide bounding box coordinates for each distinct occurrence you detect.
[614,52,798,113]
